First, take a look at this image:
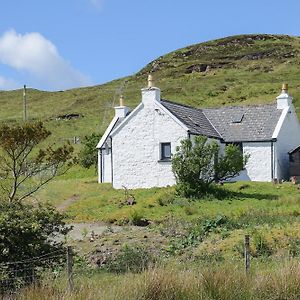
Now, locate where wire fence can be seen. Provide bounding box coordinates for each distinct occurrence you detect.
[0,249,67,294]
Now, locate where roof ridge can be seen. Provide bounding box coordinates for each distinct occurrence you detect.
[203,103,278,110]
[161,99,203,111]
[161,98,278,111]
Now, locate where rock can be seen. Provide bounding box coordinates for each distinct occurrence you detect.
[127,197,136,205]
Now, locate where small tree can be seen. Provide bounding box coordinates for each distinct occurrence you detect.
[0,121,73,291]
[172,136,247,198]
[79,133,101,169]
[0,121,74,202]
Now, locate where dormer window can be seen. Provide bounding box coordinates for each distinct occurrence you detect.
[231,113,244,123]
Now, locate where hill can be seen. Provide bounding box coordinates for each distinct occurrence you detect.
[1,34,300,146]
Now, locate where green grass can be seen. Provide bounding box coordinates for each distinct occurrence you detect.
[36,166,300,226]
[17,260,300,300]
[31,165,300,273]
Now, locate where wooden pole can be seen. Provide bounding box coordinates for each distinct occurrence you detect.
[244,235,250,273]
[67,246,74,292]
[23,84,27,122]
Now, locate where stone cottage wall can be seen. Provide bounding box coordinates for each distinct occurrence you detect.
[112,101,187,189]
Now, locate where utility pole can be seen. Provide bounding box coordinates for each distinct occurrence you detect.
[23,84,27,121]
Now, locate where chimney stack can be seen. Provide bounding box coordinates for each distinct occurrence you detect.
[141,74,160,105]
[276,83,293,109]
[114,95,129,118]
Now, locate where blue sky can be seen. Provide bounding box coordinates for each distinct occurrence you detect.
[0,0,300,91]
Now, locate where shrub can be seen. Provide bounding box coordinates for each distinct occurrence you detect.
[0,200,70,292]
[252,233,273,257]
[172,136,247,198]
[130,210,149,226]
[79,133,101,169]
[105,245,154,274]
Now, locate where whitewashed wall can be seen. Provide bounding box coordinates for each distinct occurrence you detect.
[102,149,112,183]
[241,142,272,181]
[112,100,187,189]
[98,149,112,183]
[273,106,300,179]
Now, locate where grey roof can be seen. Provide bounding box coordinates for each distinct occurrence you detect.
[161,99,283,142]
[203,104,282,142]
[161,99,221,139]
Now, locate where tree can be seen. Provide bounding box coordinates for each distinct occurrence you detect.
[172,136,248,198]
[0,122,73,290]
[0,121,74,202]
[79,133,101,169]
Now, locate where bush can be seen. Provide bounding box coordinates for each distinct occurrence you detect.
[252,233,273,257]
[105,245,154,274]
[0,200,70,291]
[79,133,101,169]
[172,136,247,198]
[130,210,149,226]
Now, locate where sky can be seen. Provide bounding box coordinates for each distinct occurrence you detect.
[1,0,300,91]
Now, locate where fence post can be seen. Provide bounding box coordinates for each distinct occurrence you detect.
[67,246,74,292]
[244,235,250,273]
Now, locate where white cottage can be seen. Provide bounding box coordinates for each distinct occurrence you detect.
[97,77,300,189]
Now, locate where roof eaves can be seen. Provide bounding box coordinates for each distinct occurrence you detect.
[96,116,119,149]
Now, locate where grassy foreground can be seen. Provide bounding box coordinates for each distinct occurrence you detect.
[18,261,300,300]
[36,166,300,225]
[33,165,300,261]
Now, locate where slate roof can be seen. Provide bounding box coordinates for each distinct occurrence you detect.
[160,100,221,139]
[204,104,282,142]
[161,99,283,142]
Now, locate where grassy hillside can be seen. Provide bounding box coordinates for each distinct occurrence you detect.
[1,34,300,147]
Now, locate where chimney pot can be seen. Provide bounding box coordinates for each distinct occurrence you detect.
[148,74,154,88]
[120,95,124,107]
[282,83,288,92]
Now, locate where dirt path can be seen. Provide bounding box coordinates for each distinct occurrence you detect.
[57,194,80,211]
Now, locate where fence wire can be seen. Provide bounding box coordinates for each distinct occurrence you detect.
[0,249,66,294]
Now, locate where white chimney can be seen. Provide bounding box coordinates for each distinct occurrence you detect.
[114,95,129,118]
[141,74,161,105]
[276,83,293,109]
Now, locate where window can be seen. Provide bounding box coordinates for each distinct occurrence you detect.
[160,143,171,161]
[231,113,244,123]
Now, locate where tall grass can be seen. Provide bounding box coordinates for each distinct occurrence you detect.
[17,261,300,300]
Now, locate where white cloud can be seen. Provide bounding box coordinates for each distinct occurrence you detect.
[89,0,104,10]
[0,29,91,90]
[0,75,19,90]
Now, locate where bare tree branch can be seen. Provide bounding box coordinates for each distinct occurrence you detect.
[0,122,74,202]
